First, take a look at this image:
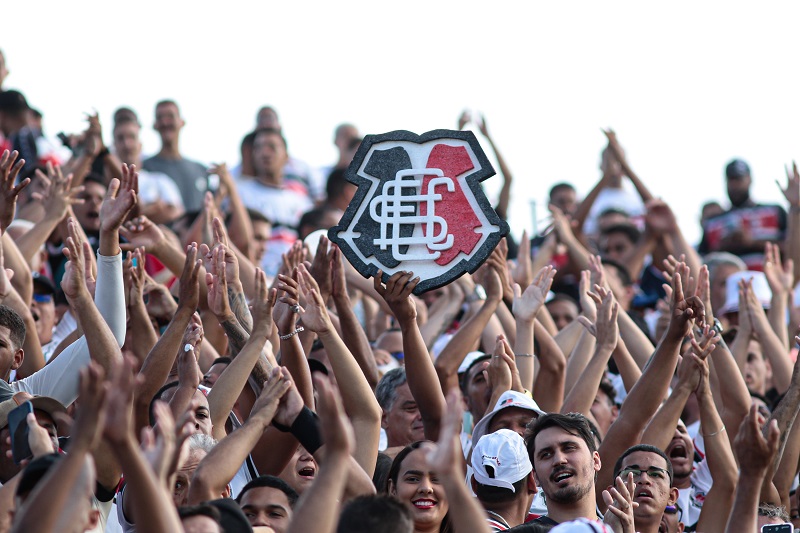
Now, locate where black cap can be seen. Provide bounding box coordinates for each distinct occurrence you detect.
[307,359,329,376]
[207,498,253,533]
[17,453,62,499]
[32,272,56,295]
[725,159,750,179]
[0,90,29,113]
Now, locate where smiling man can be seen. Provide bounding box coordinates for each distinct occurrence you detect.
[524,413,602,526]
[613,445,679,533]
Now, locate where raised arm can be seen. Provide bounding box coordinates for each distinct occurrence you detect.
[742,278,792,394]
[189,366,291,504]
[512,266,556,391]
[212,163,254,258]
[777,162,800,284]
[299,264,382,476]
[603,129,654,204]
[531,319,567,413]
[125,249,159,366]
[375,270,446,441]
[762,353,800,504]
[0,150,30,234]
[763,242,793,349]
[476,115,513,221]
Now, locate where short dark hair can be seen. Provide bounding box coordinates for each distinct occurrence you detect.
[246,208,270,226]
[546,293,579,309]
[474,477,526,504]
[326,167,350,201]
[149,381,179,426]
[526,413,597,465]
[82,172,107,189]
[298,206,339,235]
[253,127,288,150]
[156,99,179,112]
[236,475,299,507]
[0,305,26,350]
[598,379,617,406]
[613,444,674,486]
[210,357,232,367]
[372,452,393,493]
[337,494,414,533]
[177,503,222,527]
[549,182,575,199]
[113,107,140,128]
[601,258,633,287]
[16,453,61,501]
[601,223,641,245]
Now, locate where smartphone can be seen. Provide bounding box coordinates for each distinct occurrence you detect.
[8,401,33,465]
[762,524,793,532]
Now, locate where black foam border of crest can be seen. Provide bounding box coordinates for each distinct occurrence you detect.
[328,129,510,295]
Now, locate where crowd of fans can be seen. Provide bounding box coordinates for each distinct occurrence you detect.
[0,47,799,532]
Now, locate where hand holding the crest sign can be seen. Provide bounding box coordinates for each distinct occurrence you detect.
[374,270,420,325]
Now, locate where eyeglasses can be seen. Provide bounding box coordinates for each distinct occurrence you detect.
[619,466,669,481]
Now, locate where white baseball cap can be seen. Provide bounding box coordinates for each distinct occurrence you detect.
[458,351,488,374]
[471,390,545,450]
[471,429,532,491]
[718,270,771,315]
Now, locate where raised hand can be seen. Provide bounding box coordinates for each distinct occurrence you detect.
[486,335,519,395]
[297,264,332,334]
[374,270,419,324]
[205,245,233,320]
[477,113,490,138]
[578,270,597,322]
[32,163,83,221]
[129,248,146,305]
[177,335,201,390]
[457,110,470,131]
[513,265,556,322]
[588,254,607,290]
[735,405,780,476]
[120,216,166,254]
[61,218,90,300]
[70,362,108,451]
[274,270,300,334]
[593,289,620,351]
[309,235,334,301]
[251,268,277,338]
[645,199,678,235]
[602,128,626,164]
[778,161,800,208]
[177,243,202,313]
[763,242,793,296]
[103,356,141,445]
[272,368,305,428]
[669,262,705,334]
[330,245,348,300]
[250,367,292,427]
[100,163,138,233]
[0,150,29,232]
[602,473,637,533]
[141,400,183,485]
[0,234,13,301]
[511,230,533,289]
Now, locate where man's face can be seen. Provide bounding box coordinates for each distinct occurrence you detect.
[73,181,106,233]
[600,232,635,263]
[382,382,424,448]
[173,448,207,507]
[334,125,359,152]
[251,220,271,264]
[463,361,490,419]
[239,486,292,532]
[550,189,578,217]
[31,294,55,345]
[201,363,229,388]
[664,421,694,482]
[252,132,288,178]
[189,390,213,435]
[154,103,183,143]
[546,299,578,331]
[278,445,317,494]
[660,506,684,533]
[488,407,535,438]
[113,122,142,163]
[744,340,770,395]
[710,264,740,314]
[726,174,751,207]
[0,325,22,381]
[532,426,600,505]
[590,390,618,437]
[621,451,678,523]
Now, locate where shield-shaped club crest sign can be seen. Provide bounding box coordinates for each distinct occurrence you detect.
[328,129,510,295]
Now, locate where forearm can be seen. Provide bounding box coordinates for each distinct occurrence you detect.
[440,474,493,533]
[333,293,379,389]
[13,213,62,266]
[618,310,655,369]
[774,412,800,505]
[7,290,44,378]
[514,319,535,390]
[168,383,197,420]
[725,475,766,533]
[227,281,254,332]
[666,229,702,279]
[787,210,800,284]
[286,453,350,533]
[2,232,32,304]
[564,330,596,393]
[127,300,159,366]
[710,341,751,432]
[62,153,93,188]
[531,319,566,412]
[641,386,692,450]
[698,392,737,489]
[573,179,606,230]
[68,291,122,375]
[768,292,790,350]
[610,338,641,393]
[419,289,462,351]
[94,251,126,344]
[561,346,614,416]
[279,335,314,407]
[494,301,516,345]
[623,164,654,203]
[189,419,267,504]
[399,317,446,440]
[554,319,583,360]
[624,234,657,282]
[753,318,792,393]
[435,300,498,392]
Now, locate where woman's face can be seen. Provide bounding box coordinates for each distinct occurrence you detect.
[390,445,448,529]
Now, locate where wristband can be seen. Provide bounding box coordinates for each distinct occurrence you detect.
[280,327,304,340]
[272,406,323,454]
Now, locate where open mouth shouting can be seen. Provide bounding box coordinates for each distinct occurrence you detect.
[634,487,655,504]
[551,467,575,485]
[297,465,316,481]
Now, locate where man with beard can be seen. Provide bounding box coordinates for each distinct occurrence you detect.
[699,159,786,269]
[523,413,602,525]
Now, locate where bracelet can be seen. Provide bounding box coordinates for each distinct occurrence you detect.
[703,425,726,438]
[279,326,304,340]
[515,353,534,358]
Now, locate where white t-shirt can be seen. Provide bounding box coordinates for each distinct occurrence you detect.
[136,169,184,208]
[676,457,713,528]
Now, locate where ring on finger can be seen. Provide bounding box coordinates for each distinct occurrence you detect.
[291,304,301,313]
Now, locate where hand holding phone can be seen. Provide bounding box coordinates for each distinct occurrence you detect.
[7,401,33,465]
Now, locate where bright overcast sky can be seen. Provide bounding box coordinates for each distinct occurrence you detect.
[5,1,800,244]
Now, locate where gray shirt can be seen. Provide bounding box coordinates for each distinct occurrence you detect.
[142,155,207,211]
